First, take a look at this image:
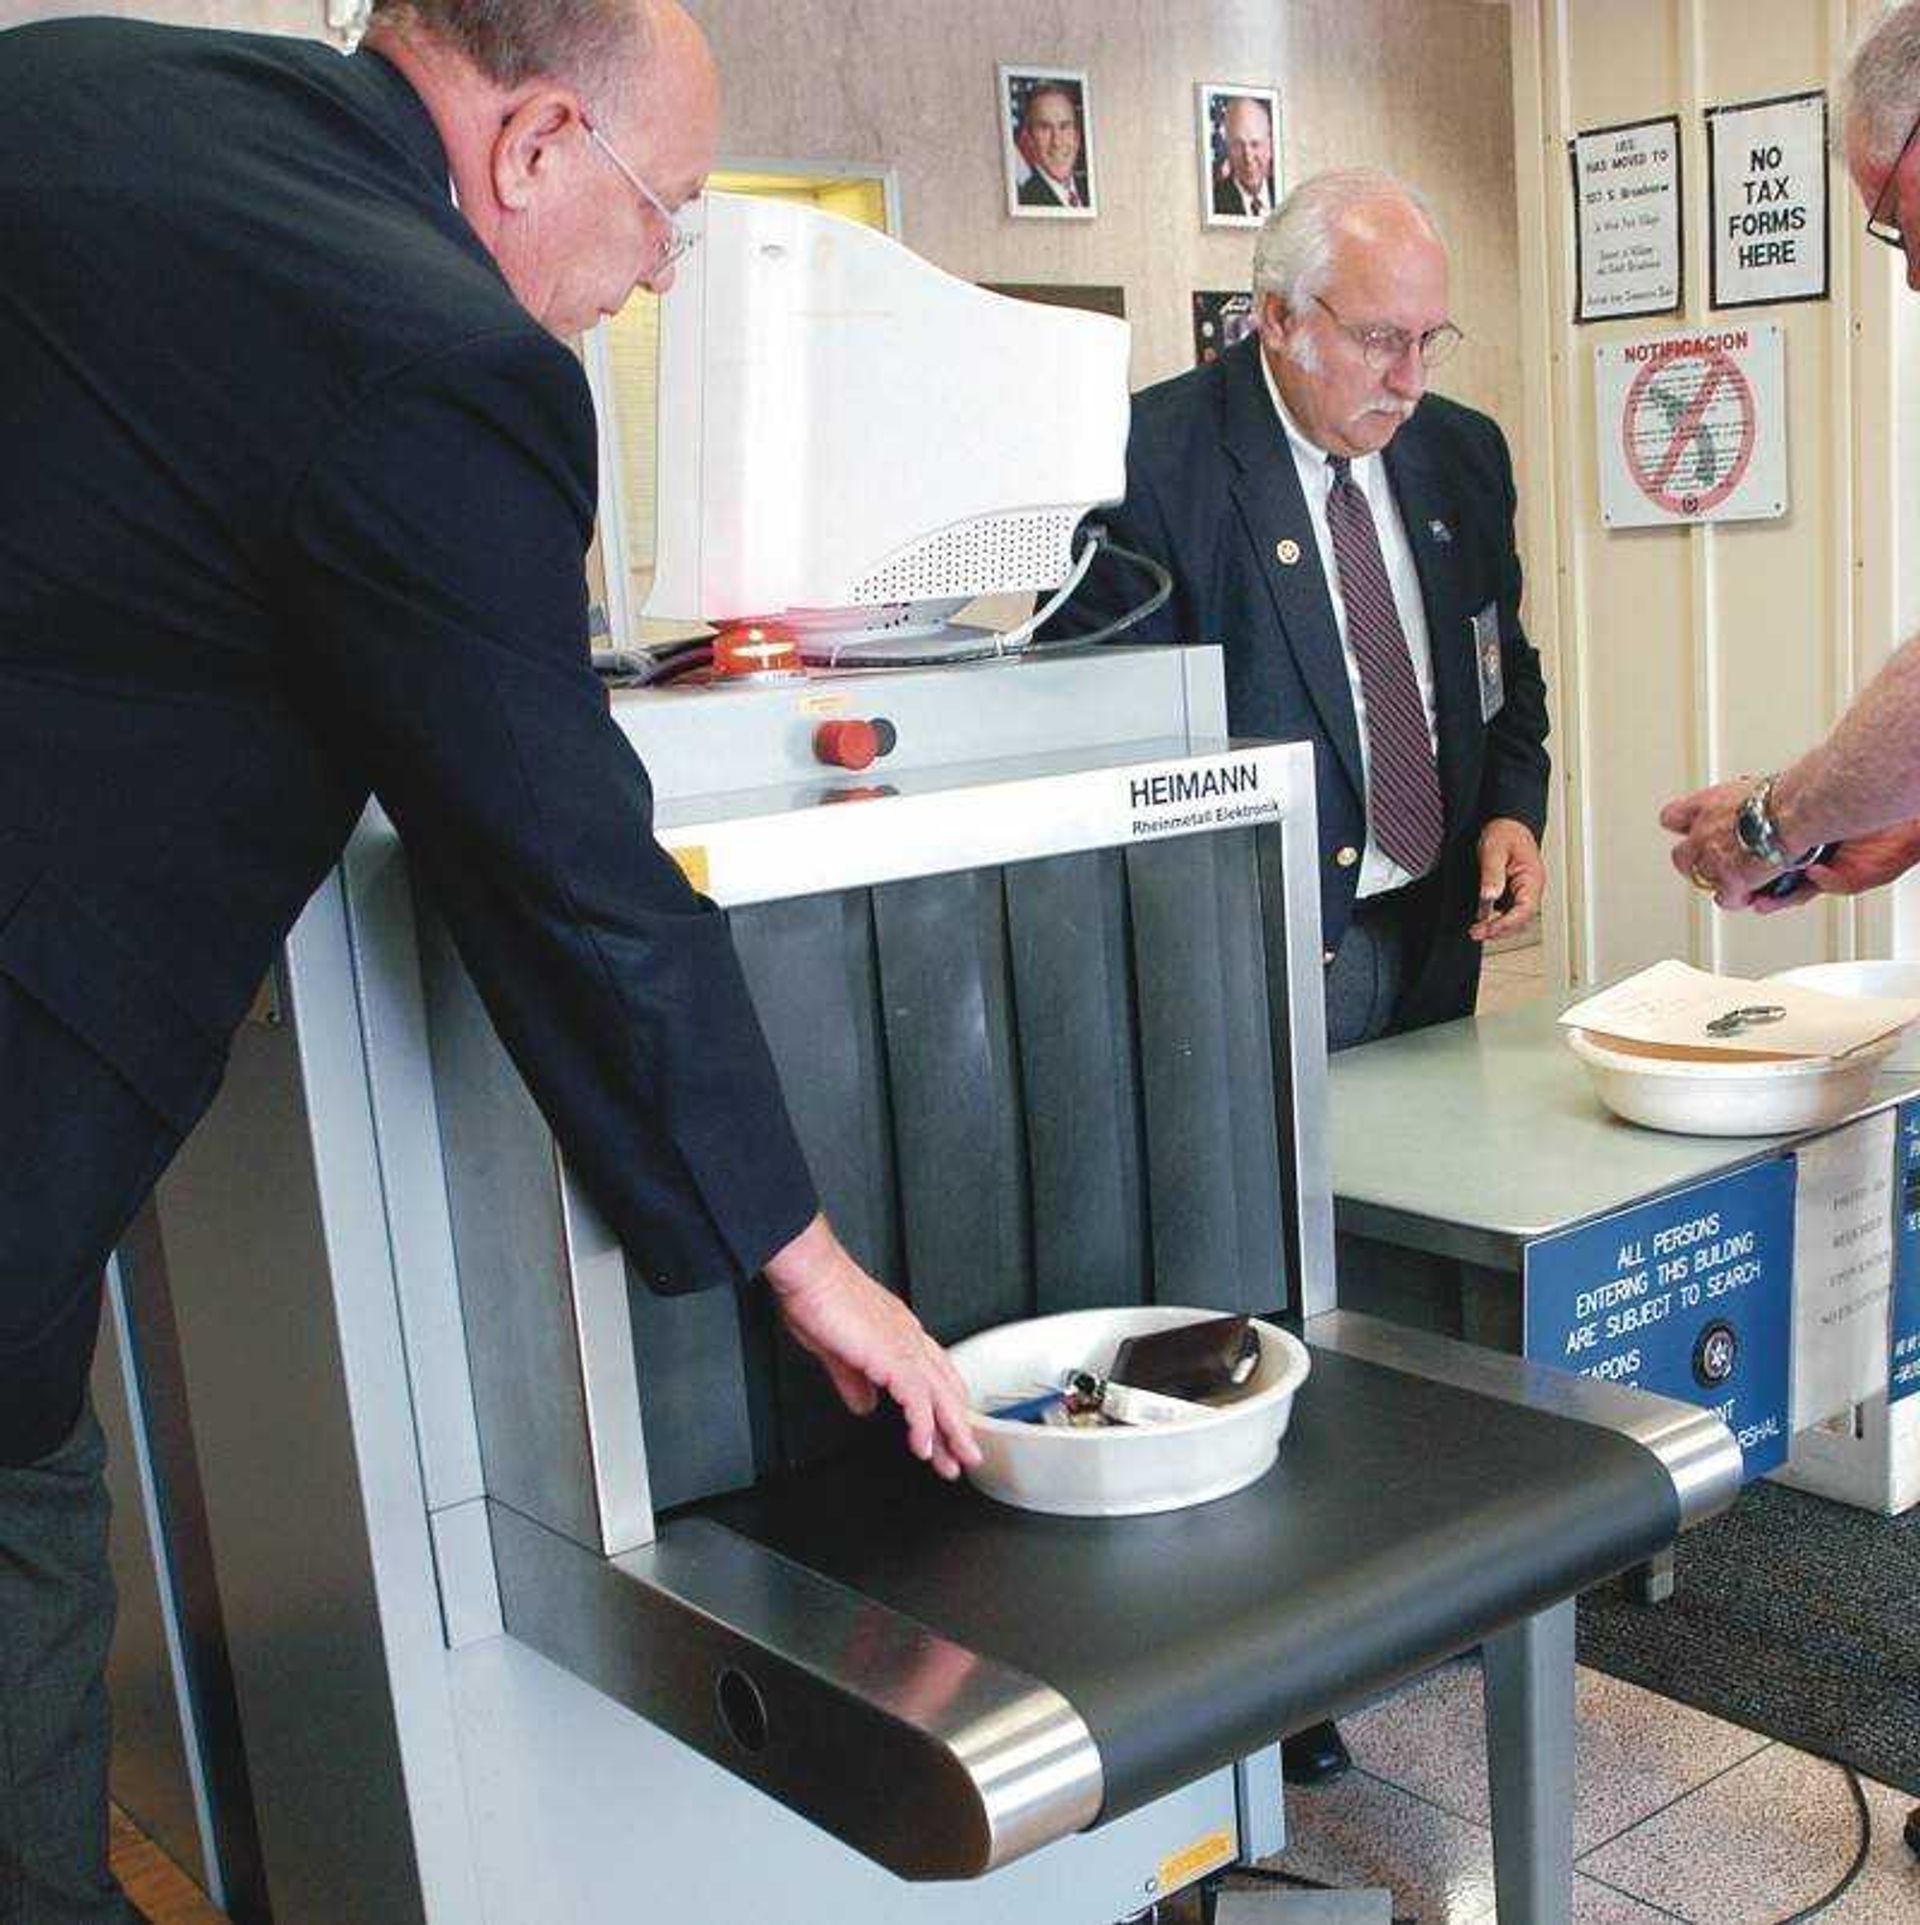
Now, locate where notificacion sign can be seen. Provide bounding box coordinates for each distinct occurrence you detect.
[1595,324,1786,528]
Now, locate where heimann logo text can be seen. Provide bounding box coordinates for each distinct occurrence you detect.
[1130,765,1259,809]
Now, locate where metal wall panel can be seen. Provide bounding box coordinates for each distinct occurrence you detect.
[149,946,428,1924]
[1511,0,1896,981]
[415,905,607,1546]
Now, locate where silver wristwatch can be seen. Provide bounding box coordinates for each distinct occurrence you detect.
[1735,774,1791,868]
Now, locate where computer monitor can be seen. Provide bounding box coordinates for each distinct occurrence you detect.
[639,191,1130,654]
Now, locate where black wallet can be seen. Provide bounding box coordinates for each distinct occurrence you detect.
[1108,1315,1260,1402]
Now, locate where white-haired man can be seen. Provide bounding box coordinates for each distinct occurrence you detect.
[0,3,976,1914]
[1048,167,1550,1784]
[1053,168,1549,1056]
[1666,2,1920,926]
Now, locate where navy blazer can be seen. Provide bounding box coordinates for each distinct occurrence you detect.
[1018,167,1090,208]
[0,20,816,1292]
[1049,336,1550,1028]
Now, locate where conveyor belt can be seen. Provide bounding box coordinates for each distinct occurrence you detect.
[690,1346,1683,1823]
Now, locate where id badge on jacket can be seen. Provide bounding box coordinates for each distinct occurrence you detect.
[1471,602,1503,722]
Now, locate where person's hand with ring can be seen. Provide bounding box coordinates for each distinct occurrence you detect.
[1659,777,1775,908]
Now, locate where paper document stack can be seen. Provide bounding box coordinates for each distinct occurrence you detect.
[1559,959,1920,1063]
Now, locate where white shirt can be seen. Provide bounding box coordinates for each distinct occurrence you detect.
[1259,349,1439,899]
[1227,180,1268,220]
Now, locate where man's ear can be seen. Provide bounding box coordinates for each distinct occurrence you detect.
[492,89,583,212]
[1254,290,1291,352]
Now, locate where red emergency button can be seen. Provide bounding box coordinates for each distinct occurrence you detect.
[813,718,897,770]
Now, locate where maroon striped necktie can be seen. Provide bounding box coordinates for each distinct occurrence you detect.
[1325,455,1443,876]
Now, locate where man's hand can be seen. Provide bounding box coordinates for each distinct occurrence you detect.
[1469,817,1546,942]
[1751,819,1920,915]
[1658,778,1774,910]
[764,1215,982,1480]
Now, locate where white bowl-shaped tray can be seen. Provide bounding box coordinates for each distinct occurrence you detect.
[1566,1025,1897,1137]
[1770,961,1920,1073]
[949,1305,1310,1517]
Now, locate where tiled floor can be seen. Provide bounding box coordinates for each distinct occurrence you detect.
[1245,1655,1920,1923]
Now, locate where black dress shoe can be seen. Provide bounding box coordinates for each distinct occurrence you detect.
[1281,1718,1352,1785]
[1903,1802,1920,1859]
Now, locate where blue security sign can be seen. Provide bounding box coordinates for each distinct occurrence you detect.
[1524,1158,1796,1478]
[1889,1102,1920,1406]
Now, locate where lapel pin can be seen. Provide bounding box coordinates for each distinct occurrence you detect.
[1428,518,1453,545]
[1275,538,1302,566]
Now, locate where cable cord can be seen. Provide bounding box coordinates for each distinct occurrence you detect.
[1773,1760,1872,1924]
[1020,528,1173,652]
[794,524,1173,669]
[807,529,1103,668]
[593,526,1176,680]
[591,639,711,687]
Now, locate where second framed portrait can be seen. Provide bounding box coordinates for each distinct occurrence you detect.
[1192,290,1257,366]
[1198,83,1280,227]
[1001,66,1097,220]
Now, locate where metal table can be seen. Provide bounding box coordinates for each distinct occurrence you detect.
[1329,996,1920,1589]
[1332,996,1920,1278]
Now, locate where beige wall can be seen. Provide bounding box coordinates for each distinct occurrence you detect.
[1510,0,1904,987]
[5,0,1526,426]
[688,0,1522,419]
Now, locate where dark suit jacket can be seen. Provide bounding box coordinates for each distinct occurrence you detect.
[0,20,815,1297]
[1211,174,1267,218]
[1048,336,1550,1030]
[1018,167,1089,208]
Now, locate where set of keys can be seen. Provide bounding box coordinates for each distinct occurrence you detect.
[985,1314,1264,1429]
[988,1370,1222,1429]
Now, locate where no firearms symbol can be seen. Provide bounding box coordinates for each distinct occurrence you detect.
[1620,332,1756,518]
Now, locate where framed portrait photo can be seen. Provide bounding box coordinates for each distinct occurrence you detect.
[1001,66,1097,220]
[1198,83,1280,228]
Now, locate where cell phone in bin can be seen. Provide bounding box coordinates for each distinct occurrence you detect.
[1108,1315,1260,1402]
[1755,844,1836,902]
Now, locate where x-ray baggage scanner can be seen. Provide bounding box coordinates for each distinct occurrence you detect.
[103,646,1740,1925]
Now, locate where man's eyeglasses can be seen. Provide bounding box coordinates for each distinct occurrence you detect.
[1865,105,1920,248]
[584,121,698,275]
[1314,295,1462,371]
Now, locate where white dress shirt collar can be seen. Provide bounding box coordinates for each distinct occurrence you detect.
[1258,347,1384,496]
